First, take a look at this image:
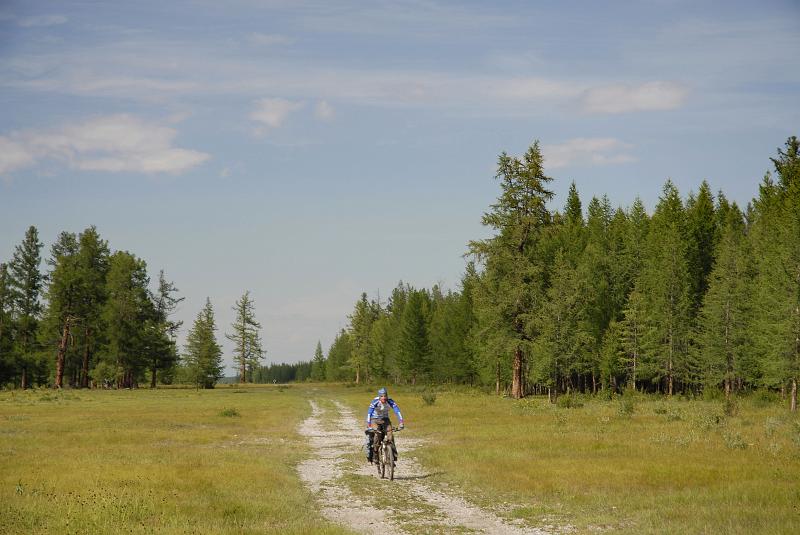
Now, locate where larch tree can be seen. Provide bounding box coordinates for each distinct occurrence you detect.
[226,291,263,383]
[695,203,752,398]
[469,141,554,399]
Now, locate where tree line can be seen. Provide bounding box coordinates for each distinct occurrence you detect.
[310,137,800,410]
[0,227,268,389]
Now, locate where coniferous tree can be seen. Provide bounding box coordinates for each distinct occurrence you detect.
[42,231,80,388]
[8,226,44,388]
[147,270,183,387]
[751,137,800,410]
[226,291,263,383]
[347,293,380,383]
[311,340,326,381]
[469,141,554,398]
[0,263,14,383]
[184,298,224,389]
[637,181,692,394]
[100,251,153,388]
[326,329,353,381]
[695,204,752,398]
[397,288,432,384]
[74,226,110,387]
[685,181,717,314]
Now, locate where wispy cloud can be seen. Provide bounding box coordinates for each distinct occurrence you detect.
[580,81,689,114]
[543,138,636,169]
[315,100,335,121]
[250,97,304,128]
[247,32,293,46]
[0,114,209,175]
[17,15,68,28]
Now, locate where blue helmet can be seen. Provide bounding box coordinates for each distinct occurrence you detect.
[377,387,387,396]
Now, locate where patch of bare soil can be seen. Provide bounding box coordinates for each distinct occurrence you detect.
[297,399,552,534]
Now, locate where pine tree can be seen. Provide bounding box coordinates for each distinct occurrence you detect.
[226,291,263,383]
[8,226,44,388]
[42,231,80,388]
[620,289,647,389]
[469,141,554,398]
[311,340,326,381]
[100,251,153,388]
[74,226,110,388]
[184,298,224,389]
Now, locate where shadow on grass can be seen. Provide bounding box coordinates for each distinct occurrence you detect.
[391,471,445,481]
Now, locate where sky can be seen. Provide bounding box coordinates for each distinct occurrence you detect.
[1,0,798,374]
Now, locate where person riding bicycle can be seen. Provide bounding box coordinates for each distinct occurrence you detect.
[365,387,404,464]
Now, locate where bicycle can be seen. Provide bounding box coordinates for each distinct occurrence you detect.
[367,425,402,481]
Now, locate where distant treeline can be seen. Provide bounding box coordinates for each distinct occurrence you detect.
[308,137,800,410]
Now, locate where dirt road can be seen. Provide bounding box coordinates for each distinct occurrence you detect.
[297,398,551,534]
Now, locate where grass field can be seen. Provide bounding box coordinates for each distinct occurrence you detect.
[2,384,799,534]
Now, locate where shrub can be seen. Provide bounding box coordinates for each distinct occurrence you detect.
[723,429,747,450]
[751,389,779,408]
[421,390,437,406]
[618,397,635,417]
[219,408,240,417]
[724,396,739,417]
[557,395,583,409]
[702,387,723,401]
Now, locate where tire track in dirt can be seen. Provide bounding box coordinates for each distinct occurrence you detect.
[297,398,550,535]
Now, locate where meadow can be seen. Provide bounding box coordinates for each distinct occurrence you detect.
[2,384,799,534]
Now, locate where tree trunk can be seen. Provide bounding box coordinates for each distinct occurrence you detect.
[355,366,360,384]
[80,327,91,388]
[150,368,157,389]
[495,360,501,396]
[21,366,28,389]
[511,348,524,399]
[791,378,797,412]
[55,319,71,389]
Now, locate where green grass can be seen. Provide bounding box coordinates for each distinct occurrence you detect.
[332,385,800,534]
[2,384,799,534]
[0,386,352,534]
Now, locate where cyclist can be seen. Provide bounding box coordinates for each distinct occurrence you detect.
[364,387,404,464]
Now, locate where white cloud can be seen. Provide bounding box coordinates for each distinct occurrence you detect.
[17,15,68,28]
[250,98,304,128]
[315,100,335,121]
[247,33,293,46]
[0,137,36,174]
[0,114,209,176]
[581,81,688,114]
[543,138,636,169]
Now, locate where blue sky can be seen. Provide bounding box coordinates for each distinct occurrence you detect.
[1,1,798,373]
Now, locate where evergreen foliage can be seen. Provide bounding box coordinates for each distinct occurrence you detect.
[184,298,224,389]
[226,291,263,383]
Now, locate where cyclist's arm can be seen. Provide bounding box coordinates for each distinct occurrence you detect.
[366,400,377,426]
[388,399,404,424]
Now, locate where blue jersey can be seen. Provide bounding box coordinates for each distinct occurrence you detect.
[366,396,403,425]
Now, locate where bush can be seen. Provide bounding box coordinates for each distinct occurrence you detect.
[723,429,747,450]
[724,396,739,417]
[702,387,723,401]
[556,395,583,409]
[421,389,437,406]
[751,389,779,408]
[618,397,635,417]
[219,408,240,417]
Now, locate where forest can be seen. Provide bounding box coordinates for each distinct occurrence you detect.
[1,137,798,410]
